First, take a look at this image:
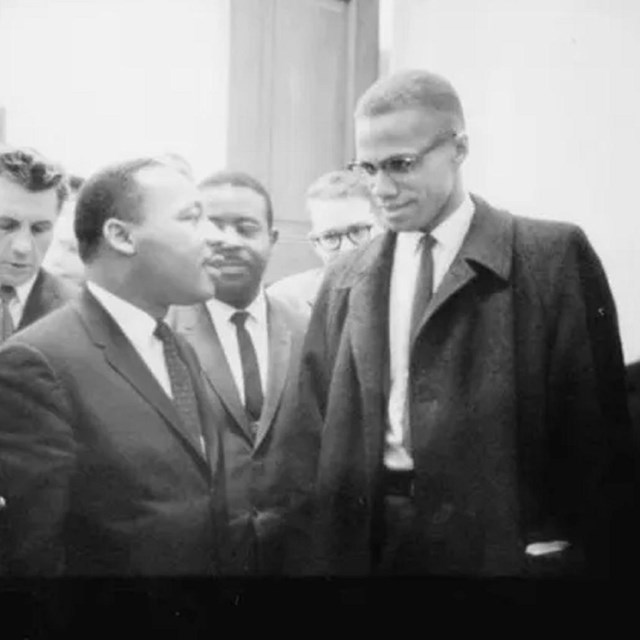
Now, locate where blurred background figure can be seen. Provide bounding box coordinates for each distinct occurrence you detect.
[42,174,85,287]
[0,145,76,343]
[268,169,381,318]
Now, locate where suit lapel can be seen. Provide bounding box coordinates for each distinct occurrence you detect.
[19,270,60,329]
[175,303,254,442]
[254,299,292,450]
[347,233,395,474]
[411,197,514,347]
[76,288,207,463]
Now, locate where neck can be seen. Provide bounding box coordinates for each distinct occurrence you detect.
[215,285,261,310]
[423,183,466,234]
[86,263,167,320]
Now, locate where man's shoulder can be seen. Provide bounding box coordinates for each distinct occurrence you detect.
[266,292,309,339]
[268,268,323,304]
[11,300,80,343]
[473,195,588,262]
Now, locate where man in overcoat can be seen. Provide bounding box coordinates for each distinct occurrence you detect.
[290,69,634,577]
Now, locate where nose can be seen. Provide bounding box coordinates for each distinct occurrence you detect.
[368,170,398,199]
[10,227,35,257]
[201,217,224,245]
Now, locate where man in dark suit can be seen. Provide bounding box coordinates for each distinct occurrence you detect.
[0,156,226,576]
[170,171,307,575]
[290,69,635,577]
[0,146,77,342]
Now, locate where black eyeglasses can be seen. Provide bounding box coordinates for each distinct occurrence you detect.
[309,224,373,252]
[347,131,460,179]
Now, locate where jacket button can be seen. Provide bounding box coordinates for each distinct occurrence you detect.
[0,496,6,510]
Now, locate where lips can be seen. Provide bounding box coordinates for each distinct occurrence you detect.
[3,262,32,271]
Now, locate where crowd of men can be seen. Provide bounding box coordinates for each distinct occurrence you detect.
[0,69,636,579]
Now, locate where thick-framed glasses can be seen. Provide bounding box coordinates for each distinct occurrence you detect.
[347,131,460,180]
[310,224,373,252]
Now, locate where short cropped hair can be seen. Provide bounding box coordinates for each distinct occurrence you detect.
[198,170,273,228]
[0,145,69,210]
[306,169,373,203]
[355,69,465,130]
[75,157,169,263]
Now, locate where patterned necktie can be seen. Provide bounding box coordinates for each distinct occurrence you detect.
[154,320,204,450]
[230,310,263,423]
[410,234,436,342]
[0,285,17,343]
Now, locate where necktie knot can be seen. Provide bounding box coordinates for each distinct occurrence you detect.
[154,320,174,344]
[419,233,436,252]
[0,285,16,303]
[230,310,249,328]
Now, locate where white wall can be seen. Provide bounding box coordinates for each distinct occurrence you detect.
[0,0,229,180]
[383,0,640,362]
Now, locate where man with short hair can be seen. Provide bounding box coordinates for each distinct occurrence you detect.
[172,171,304,575]
[291,69,635,577]
[0,157,226,575]
[0,146,77,342]
[268,169,381,318]
[170,170,308,575]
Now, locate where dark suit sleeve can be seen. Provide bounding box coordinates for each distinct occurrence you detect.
[546,228,636,575]
[0,343,77,576]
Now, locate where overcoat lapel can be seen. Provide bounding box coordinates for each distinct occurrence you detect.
[410,198,514,347]
[347,233,396,475]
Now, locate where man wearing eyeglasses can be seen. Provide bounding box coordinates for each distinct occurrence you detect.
[288,69,634,578]
[268,170,381,319]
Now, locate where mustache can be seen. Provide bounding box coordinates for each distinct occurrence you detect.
[205,251,249,267]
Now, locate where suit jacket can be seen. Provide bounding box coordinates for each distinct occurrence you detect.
[169,294,307,574]
[0,288,226,576]
[17,268,78,331]
[267,267,324,321]
[291,195,635,577]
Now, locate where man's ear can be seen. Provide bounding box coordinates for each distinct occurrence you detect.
[270,227,279,246]
[453,132,469,166]
[103,218,136,256]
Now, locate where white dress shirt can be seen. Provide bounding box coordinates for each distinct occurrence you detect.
[385,194,475,470]
[86,281,173,398]
[3,272,39,327]
[206,290,269,405]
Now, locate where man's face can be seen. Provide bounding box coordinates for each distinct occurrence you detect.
[354,108,467,233]
[129,166,218,309]
[42,197,84,286]
[201,184,277,309]
[308,196,381,265]
[0,175,59,287]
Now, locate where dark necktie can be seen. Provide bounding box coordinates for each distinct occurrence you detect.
[230,310,263,423]
[0,285,16,343]
[154,320,204,450]
[410,234,436,342]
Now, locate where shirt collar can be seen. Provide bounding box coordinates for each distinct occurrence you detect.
[206,288,268,328]
[86,280,159,347]
[430,192,475,252]
[12,271,40,307]
[395,192,475,255]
